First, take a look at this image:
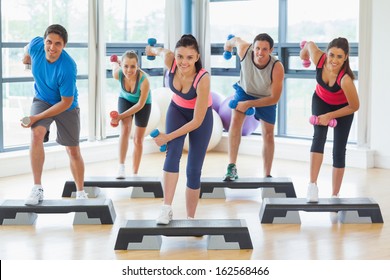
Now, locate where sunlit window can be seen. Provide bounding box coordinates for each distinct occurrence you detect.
[1,0,89,150]
[103,0,165,137]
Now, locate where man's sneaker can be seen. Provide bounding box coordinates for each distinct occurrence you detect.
[156,205,173,225]
[116,165,125,179]
[330,195,339,224]
[223,163,238,181]
[25,187,44,205]
[306,182,319,203]
[76,191,89,199]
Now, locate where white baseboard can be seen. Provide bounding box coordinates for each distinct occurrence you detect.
[0,134,379,178]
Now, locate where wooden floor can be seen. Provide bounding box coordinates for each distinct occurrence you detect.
[0,151,389,260]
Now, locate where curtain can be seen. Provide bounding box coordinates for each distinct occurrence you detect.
[193,0,211,72]
[164,0,183,55]
[88,0,106,140]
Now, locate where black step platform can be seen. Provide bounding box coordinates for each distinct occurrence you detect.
[114,219,253,250]
[200,177,296,199]
[61,176,163,198]
[0,199,116,225]
[259,197,384,224]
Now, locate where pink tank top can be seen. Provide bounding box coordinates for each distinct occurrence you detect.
[168,60,213,109]
[315,54,348,105]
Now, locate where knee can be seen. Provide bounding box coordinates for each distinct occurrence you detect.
[262,131,274,144]
[333,150,346,168]
[121,125,131,136]
[133,136,144,147]
[31,127,46,142]
[66,147,82,160]
[164,151,182,173]
[186,168,201,190]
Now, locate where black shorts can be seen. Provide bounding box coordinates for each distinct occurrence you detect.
[118,97,151,127]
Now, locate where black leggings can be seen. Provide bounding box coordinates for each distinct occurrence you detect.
[311,93,354,168]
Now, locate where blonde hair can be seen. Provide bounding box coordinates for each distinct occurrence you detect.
[121,50,139,63]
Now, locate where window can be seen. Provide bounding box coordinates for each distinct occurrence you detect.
[0,0,361,152]
[103,0,165,137]
[209,0,359,141]
[209,0,279,96]
[1,0,89,151]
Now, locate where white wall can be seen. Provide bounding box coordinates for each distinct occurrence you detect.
[370,0,390,168]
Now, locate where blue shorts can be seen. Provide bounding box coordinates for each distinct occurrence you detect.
[233,83,276,125]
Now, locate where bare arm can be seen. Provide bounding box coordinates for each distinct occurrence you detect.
[300,41,324,66]
[224,36,251,60]
[22,44,31,65]
[145,45,175,69]
[111,61,121,80]
[24,96,74,127]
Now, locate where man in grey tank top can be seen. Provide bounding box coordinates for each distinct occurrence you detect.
[223,33,284,181]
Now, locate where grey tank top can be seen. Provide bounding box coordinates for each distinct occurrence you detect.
[238,45,279,98]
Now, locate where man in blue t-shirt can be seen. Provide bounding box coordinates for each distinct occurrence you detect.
[22,24,87,205]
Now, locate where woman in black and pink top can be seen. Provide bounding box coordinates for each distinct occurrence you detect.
[300,38,359,221]
[146,35,213,225]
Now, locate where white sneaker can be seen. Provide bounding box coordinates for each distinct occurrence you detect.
[25,187,44,205]
[156,205,173,225]
[306,182,319,203]
[116,165,125,179]
[330,195,339,224]
[76,191,89,199]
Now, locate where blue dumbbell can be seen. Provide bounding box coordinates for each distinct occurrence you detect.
[150,129,167,152]
[147,38,157,60]
[223,34,235,60]
[229,99,255,116]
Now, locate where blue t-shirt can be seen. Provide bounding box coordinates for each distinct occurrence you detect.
[29,36,79,110]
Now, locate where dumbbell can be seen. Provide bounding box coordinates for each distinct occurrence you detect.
[147,38,157,60]
[223,34,235,60]
[309,115,337,127]
[229,99,254,116]
[21,116,31,126]
[110,54,118,63]
[150,129,167,152]
[110,111,119,127]
[300,40,311,68]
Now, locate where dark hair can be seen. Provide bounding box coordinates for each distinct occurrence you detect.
[44,24,68,45]
[253,33,274,49]
[327,37,355,80]
[175,34,202,72]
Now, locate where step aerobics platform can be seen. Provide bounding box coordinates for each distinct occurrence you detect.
[0,199,116,225]
[114,219,253,250]
[259,197,384,224]
[200,177,297,199]
[62,176,163,198]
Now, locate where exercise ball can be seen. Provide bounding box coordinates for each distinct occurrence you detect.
[211,91,225,113]
[151,87,173,133]
[183,109,223,152]
[241,114,259,136]
[218,95,259,136]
